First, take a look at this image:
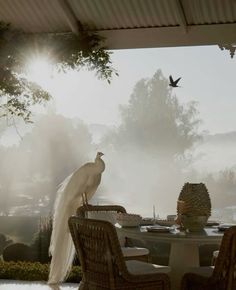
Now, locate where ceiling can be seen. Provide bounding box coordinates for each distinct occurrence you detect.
[0,0,236,49]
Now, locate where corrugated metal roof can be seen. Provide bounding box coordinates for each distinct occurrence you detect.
[1,0,236,32]
[0,0,236,48]
[69,0,188,29]
[182,0,236,25]
[0,0,68,32]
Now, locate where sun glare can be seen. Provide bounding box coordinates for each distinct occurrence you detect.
[26,56,54,87]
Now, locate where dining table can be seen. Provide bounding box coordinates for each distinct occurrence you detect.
[116,224,223,290]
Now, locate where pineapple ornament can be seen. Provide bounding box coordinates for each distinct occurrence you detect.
[176,183,211,231]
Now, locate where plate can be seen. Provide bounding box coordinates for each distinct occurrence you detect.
[156,220,175,227]
[218,224,236,231]
[146,225,171,233]
[206,220,220,227]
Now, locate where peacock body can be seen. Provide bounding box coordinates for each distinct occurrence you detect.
[48,152,105,284]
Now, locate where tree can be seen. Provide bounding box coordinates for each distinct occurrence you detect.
[203,169,236,209]
[103,69,201,158]
[0,145,23,216]
[0,21,116,123]
[0,233,12,255]
[100,70,202,215]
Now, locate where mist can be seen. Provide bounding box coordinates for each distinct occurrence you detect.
[0,66,235,224]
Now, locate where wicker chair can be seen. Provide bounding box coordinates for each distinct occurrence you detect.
[69,216,171,290]
[181,226,236,290]
[76,204,150,262]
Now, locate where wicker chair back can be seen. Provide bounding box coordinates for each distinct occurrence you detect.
[212,226,236,290]
[76,204,126,218]
[181,226,236,290]
[68,217,170,290]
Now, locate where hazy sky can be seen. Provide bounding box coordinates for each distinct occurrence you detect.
[2,44,236,146]
[30,44,235,135]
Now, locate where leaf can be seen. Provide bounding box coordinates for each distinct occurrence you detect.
[0,21,118,123]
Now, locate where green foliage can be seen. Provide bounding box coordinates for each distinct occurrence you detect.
[68,265,82,282]
[0,21,117,122]
[0,233,12,255]
[2,217,52,264]
[0,261,48,281]
[0,22,51,122]
[0,261,82,282]
[218,44,236,59]
[31,217,52,263]
[2,243,35,262]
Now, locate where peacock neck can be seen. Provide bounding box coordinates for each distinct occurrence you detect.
[95,157,105,173]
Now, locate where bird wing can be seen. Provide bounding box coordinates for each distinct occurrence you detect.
[174,77,181,85]
[169,75,174,84]
[85,173,102,200]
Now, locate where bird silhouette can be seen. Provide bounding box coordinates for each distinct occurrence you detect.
[169,75,181,87]
[48,152,105,284]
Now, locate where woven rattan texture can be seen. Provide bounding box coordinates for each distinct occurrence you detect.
[181,226,236,290]
[76,204,127,218]
[76,204,149,262]
[69,217,170,290]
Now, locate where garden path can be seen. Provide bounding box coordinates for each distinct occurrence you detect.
[0,280,79,289]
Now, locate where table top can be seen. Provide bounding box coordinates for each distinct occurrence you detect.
[116,225,223,244]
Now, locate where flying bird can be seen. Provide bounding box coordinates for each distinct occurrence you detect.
[48,152,105,284]
[169,75,181,87]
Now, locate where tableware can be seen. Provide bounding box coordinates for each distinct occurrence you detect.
[206,220,220,227]
[218,223,236,231]
[156,219,176,227]
[146,225,171,233]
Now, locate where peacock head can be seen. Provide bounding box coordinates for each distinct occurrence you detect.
[97,152,104,157]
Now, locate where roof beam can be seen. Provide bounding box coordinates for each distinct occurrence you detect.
[174,0,188,32]
[99,23,236,50]
[56,0,81,34]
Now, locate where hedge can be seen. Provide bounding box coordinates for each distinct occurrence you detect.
[0,261,82,283]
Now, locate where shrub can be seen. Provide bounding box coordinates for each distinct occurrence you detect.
[30,216,80,265]
[31,217,52,263]
[3,243,35,262]
[0,233,13,255]
[2,216,81,267]
[0,261,82,282]
[3,217,52,263]
[0,261,48,281]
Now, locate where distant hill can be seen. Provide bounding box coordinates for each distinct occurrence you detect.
[203,131,236,144]
[193,131,236,172]
[86,125,236,172]
[87,125,236,147]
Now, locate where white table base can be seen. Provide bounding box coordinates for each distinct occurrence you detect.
[169,242,200,290]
